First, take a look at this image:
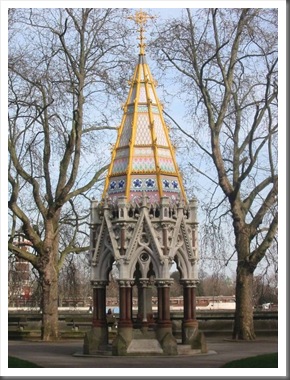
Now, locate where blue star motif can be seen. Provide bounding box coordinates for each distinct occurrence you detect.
[118,180,125,189]
[133,179,142,188]
[172,180,179,189]
[110,181,116,190]
[163,179,170,188]
[146,178,155,188]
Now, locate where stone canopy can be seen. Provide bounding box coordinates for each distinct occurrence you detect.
[84,11,205,356]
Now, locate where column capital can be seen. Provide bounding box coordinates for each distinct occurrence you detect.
[139,278,150,287]
[180,279,199,287]
[118,279,134,287]
[155,278,173,287]
[91,280,108,288]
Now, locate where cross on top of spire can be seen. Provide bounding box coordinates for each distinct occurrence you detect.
[128,10,155,55]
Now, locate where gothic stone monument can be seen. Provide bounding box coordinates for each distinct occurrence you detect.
[84,11,206,356]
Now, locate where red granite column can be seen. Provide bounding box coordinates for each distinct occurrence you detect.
[192,286,197,320]
[156,280,172,328]
[126,286,132,322]
[119,286,127,322]
[162,286,171,324]
[113,280,134,355]
[181,280,199,344]
[92,281,107,328]
[155,279,177,355]
[183,285,191,321]
[118,280,133,328]
[84,280,108,354]
[157,285,163,322]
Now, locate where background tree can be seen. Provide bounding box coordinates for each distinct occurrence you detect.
[8,8,133,341]
[152,8,278,339]
[170,271,183,297]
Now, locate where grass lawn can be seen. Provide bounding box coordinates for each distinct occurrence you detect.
[8,356,42,368]
[222,352,278,368]
[8,352,278,368]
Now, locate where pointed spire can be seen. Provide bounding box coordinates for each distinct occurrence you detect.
[103,11,187,205]
[128,10,155,55]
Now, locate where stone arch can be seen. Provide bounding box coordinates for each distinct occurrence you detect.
[131,250,157,327]
[174,248,190,280]
[94,248,115,281]
[128,245,161,279]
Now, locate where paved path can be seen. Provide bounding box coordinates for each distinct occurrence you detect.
[8,337,278,368]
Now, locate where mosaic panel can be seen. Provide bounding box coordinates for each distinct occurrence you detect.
[130,191,160,204]
[115,148,129,159]
[157,148,172,158]
[139,85,147,103]
[153,115,168,146]
[129,87,137,104]
[130,175,158,192]
[135,114,151,145]
[162,192,179,203]
[161,176,181,193]
[107,177,127,194]
[119,115,133,147]
[148,87,156,103]
[151,106,160,114]
[134,147,155,157]
[159,157,175,173]
[127,105,135,114]
[132,157,156,172]
[111,157,129,174]
[139,66,145,81]
[137,105,149,113]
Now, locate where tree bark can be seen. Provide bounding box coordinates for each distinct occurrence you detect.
[40,221,60,341]
[41,264,59,341]
[231,211,256,340]
[233,252,256,340]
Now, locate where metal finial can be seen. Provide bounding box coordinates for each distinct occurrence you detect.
[128,10,155,55]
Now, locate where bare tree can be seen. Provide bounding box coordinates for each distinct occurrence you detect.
[8,8,133,341]
[152,8,278,339]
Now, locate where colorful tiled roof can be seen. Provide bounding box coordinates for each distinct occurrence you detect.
[103,11,186,204]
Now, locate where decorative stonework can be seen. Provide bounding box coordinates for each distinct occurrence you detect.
[91,280,109,288]
[118,279,135,288]
[86,10,203,357]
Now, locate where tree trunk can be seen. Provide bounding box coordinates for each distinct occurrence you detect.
[41,266,59,341]
[40,223,60,341]
[233,261,256,340]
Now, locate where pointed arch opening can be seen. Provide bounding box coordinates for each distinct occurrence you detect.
[131,250,157,328]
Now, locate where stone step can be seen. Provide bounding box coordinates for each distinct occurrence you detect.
[177,344,193,355]
[177,344,203,355]
[133,329,156,340]
[127,339,163,354]
[94,344,113,356]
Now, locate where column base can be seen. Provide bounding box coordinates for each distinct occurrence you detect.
[182,320,207,353]
[83,326,108,355]
[156,323,177,356]
[112,326,133,356]
[118,319,133,328]
[157,319,172,328]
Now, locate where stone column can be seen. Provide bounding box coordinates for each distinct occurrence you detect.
[181,279,199,344]
[83,280,108,354]
[112,279,134,355]
[136,277,154,328]
[155,279,177,355]
[146,277,154,326]
[118,280,133,328]
[92,283,107,328]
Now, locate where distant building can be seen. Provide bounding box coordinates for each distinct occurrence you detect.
[8,235,32,307]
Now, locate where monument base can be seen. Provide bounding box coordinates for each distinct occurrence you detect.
[83,326,108,355]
